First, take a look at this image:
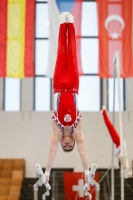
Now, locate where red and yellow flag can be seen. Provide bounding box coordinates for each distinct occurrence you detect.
[0,0,35,78]
[96,0,133,78]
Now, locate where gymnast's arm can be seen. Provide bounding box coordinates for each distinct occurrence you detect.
[45,120,61,172]
[73,120,89,171]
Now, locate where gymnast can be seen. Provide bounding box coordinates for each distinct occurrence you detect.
[44,12,95,184]
[101,105,132,178]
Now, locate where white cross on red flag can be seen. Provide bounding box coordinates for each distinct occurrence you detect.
[96,0,133,78]
[64,172,98,200]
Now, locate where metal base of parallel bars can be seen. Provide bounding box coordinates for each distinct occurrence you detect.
[34,164,51,200]
[33,179,50,200]
[84,180,100,200]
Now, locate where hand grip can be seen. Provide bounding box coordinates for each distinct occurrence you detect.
[35,164,46,184]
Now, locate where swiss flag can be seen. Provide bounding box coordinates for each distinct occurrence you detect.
[64,172,98,200]
[96,0,133,78]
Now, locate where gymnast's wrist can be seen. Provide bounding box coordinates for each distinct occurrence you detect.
[84,170,90,175]
[45,171,50,177]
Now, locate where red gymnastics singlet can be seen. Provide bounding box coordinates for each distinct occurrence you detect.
[52,92,82,133]
[57,92,77,126]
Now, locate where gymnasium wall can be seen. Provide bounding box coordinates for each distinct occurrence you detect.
[0,78,133,177]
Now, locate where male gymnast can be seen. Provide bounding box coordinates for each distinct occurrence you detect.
[44,12,96,184]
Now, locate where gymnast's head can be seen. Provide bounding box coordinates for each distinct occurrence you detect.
[60,125,75,152]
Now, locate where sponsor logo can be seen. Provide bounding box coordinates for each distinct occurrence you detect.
[64,114,72,122]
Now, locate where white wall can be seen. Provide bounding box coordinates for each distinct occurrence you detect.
[0,110,133,177]
[0,78,133,177]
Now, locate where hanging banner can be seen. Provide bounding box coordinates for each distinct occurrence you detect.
[0,0,35,78]
[96,0,133,78]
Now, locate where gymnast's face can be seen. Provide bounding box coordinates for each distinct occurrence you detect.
[60,126,75,151]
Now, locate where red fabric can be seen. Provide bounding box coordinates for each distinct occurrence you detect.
[96,0,133,78]
[0,0,7,77]
[102,110,120,148]
[72,0,83,76]
[64,172,98,200]
[53,23,79,94]
[24,0,35,77]
[58,92,77,126]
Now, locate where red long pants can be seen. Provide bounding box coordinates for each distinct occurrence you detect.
[102,110,120,148]
[53,23,79,94]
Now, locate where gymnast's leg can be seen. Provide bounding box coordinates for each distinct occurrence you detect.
[53,13,67,93]
[67,14,79,94]
[101,106,120,150]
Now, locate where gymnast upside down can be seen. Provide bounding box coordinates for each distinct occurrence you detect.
[44,12,93,183]
[101,105,132,178]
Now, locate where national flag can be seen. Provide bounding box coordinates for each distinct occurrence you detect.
[64,172,98,200]
[47,0,83,78]
[96,0,133,78]
[0,0,35,78]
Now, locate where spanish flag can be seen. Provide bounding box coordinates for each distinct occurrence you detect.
[0,0,35,78]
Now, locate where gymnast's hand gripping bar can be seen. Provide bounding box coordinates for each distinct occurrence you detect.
[123,140,132,178]
[33,164,51,200]
[84,164,100,200]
